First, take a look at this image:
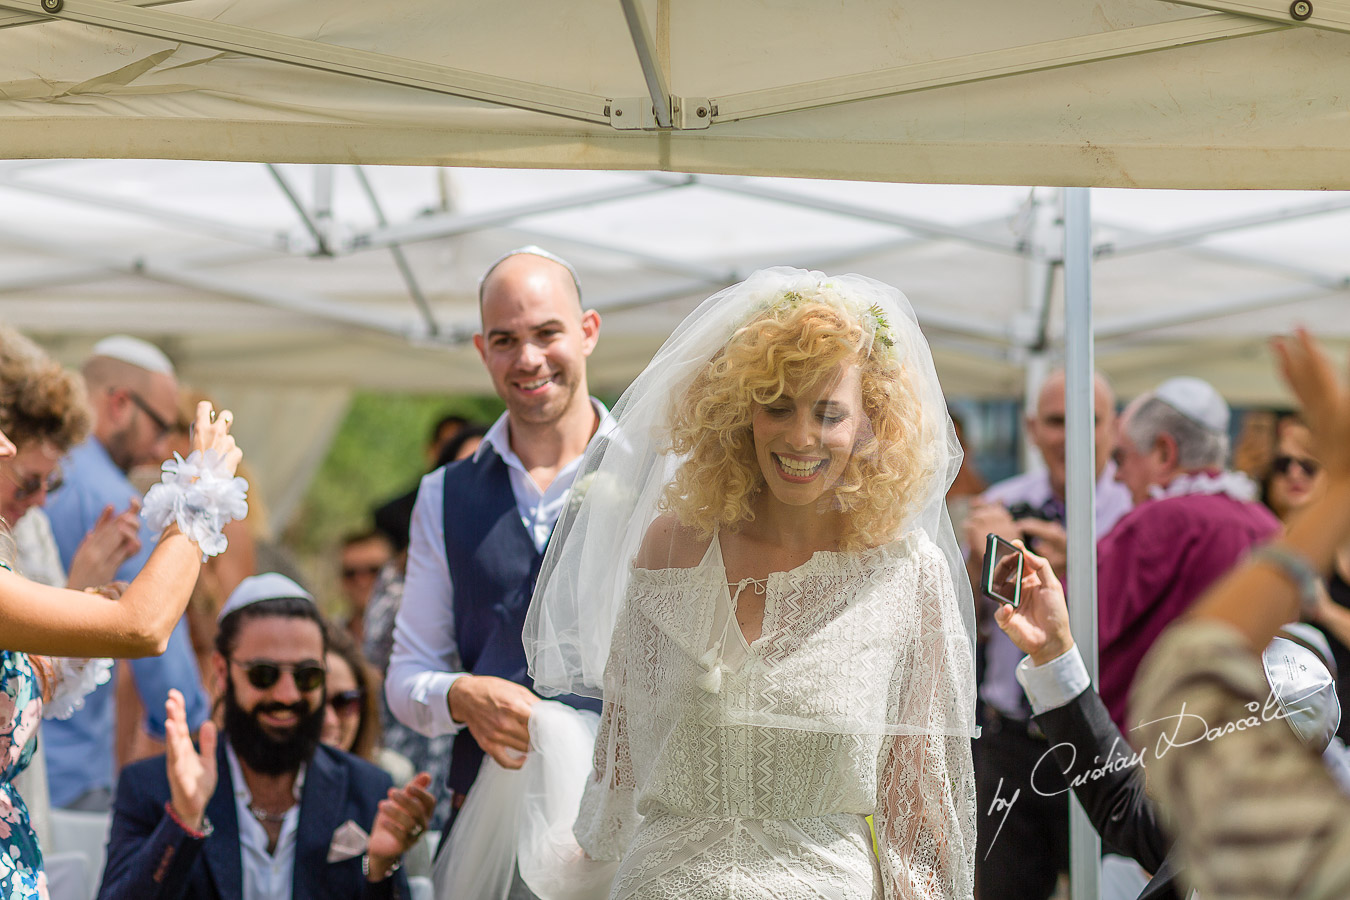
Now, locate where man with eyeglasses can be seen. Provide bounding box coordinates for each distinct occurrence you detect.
[959,368,1133,900]
[44,335,211,811]
[99,573,432,900]
[1099,376,1282,731]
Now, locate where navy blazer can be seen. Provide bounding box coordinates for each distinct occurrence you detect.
[97,741,409,900]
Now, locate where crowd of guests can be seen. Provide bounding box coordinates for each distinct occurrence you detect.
[953,355,1350,899]
[0,327,443,899]
[1,243,1348,900]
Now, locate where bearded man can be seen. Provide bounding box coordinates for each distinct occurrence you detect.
[98,574,433,900]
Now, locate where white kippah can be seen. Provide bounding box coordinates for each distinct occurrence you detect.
[218,572,314,623]
[1264,633,1341,753]
[91,335,175,376]
[1154,376,1229,434]
[479,245,583,303]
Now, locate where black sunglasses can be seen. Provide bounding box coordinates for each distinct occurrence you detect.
[1,463,63,501]
[327,689,364,716]
[341,564,382,580]
[230,658,326,692]
[1272,454,1320,478]
[126,390,173,439]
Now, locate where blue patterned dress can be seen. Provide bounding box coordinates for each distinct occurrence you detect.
[0,649,47,900]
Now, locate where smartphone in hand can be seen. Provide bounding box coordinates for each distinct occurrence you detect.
[981,534,1023,609]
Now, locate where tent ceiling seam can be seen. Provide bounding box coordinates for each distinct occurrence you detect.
[352,164,439,337]
[1167,0,1350,32]
[0,0,612,123]
[709,13,1286,123]
[0,0,180,30]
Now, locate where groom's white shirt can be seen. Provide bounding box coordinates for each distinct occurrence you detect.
[386,400,614,738]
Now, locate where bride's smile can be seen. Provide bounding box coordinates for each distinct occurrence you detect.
[752,362,862,508]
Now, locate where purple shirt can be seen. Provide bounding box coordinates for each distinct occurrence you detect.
[1098,491,1281,731]
[978,464,1134,717]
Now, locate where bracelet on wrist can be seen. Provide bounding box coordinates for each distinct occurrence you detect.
[1250,544,1322,620]
[164,801,213,839]
[362,853,401,882]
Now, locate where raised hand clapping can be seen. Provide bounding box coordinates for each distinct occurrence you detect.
[164,688,217,832]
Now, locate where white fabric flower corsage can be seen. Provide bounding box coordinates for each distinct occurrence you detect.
[43,657,114,720]
[141,449,249,560]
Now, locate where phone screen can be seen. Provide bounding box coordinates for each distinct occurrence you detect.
[981,534,1023,609]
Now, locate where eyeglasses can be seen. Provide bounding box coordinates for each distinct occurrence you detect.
[1272,455,1320,478]
[229,658,326,692]
[0,462,63,501]
[125,390,173,439]
[327,689,363,716]
[341,564,382,581]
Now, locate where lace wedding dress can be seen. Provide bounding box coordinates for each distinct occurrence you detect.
[574,531,976,900]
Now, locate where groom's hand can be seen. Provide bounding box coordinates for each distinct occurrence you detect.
[448,675,539,769]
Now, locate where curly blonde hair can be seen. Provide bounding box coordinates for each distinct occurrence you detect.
[0,325,90,453]
[660,296,938,551]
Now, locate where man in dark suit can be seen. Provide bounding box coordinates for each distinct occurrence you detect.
[98,574,433,900]
[992,543,1343,900]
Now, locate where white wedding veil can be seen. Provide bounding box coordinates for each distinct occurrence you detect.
[523,266,977,739]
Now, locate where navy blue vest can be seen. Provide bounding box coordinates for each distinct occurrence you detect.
[442,450,600,795]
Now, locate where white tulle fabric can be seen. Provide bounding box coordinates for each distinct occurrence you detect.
[520,267,979,899]
[141,449,248,560]
[40,656,113,720]
[525,267,979,735]
[573,533,975,899]
[431,702,612,900]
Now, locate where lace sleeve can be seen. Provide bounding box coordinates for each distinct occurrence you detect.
[874,540,976,899]
[573,597,641,861]
[573,691,639,860]
[39,656,113,720]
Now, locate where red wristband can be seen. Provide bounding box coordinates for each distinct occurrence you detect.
[164,801,212,839]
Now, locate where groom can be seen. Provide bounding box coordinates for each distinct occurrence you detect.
[385,248,611,880]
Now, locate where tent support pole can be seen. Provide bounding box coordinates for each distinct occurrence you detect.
[1168,0,1350,33]
[710,14,1284,122]
[1063,186,1101,900]
[266,164,331,256]
[0,0,183,30]
[0,171,291,251]
[689,175,1024,256]
[352,165,440,337]
[0,0,612,123]
[619,0,672,128]
[347,176,693,252]
[1095,283,1343,339]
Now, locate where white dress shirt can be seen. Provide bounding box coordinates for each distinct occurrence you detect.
[385,402,614,738]
[1013,645,1093,715]
[226,742,304,900]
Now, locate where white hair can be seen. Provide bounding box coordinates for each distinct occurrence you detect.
[1125,395,1228,469]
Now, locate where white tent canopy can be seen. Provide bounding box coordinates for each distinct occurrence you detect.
[3,161,1347,525]
[5,4,1349,894]
[2,0,1349,189]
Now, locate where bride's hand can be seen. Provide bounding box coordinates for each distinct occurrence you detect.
[189,401,242,477]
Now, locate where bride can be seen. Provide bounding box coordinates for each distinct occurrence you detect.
[525,267,977,899]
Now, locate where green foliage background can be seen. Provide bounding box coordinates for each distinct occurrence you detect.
[287,391,504,556]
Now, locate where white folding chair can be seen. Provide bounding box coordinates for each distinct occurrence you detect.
[43,851,92,900]
[47,808,112,899]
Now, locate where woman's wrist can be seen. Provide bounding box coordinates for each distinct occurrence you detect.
[364,853,400,882]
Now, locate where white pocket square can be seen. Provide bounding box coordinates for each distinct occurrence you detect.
[327,819,369,863]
